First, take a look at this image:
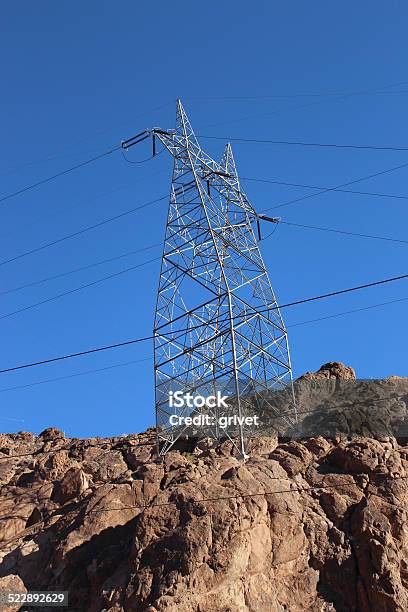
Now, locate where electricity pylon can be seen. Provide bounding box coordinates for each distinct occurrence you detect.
[151,100,296,456]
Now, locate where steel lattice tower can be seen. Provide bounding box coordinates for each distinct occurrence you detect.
[153,100,296,456]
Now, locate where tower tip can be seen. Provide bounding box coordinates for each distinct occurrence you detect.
[174,99,199,147]
[221,142,237,176]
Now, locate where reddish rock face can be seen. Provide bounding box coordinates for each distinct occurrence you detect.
[0,368,407,611]
[0,432,407,611]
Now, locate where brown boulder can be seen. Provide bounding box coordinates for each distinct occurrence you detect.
[38,427,65,441]
[52,467,89,504]
[0,501,38,542]
[299,361,356,381]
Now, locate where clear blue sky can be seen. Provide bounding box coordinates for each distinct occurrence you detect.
[1,2,407,437]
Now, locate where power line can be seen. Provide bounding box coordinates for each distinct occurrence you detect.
[0,134,404,220]
[2,261,407,330]
[2,175,403,276]
[0,147,121,206]
[0,357,150,394]
[1,139,407,267]
[0,243,162,297]
[85,473,408,514]
[0,255,161,322]
[0,167,168,246]
[0,125,158,209]
[186,86,408,100]
[0,195,166,269]
[272,219,408,246]
[3,81,405,188]
[3,167,406,275]
[0,336,153,375]
[0,459,405,523]
[1,271,407,375]
[205,81,408,134]
[5,164,408,275]
[0,191,406,321]
[191,91,408,99]
[262,160,408,212]
[1,390,406,459]
[242,176,408,202]
[2,87,408,212]
[287,296,408,329]
[0,103,171,203]
[0,455,402,521]
[0,101,174,179]
[1,435,405,507]
[199,135,408,152]
[0,294,406,394]
[0,415,25,424]
[0,146,106,180]
[258,272,408,314]
[199,81,408,131]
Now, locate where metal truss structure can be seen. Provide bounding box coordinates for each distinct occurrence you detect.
[150,100,296,456]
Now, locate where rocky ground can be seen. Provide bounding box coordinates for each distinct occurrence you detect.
[0,364,408,611]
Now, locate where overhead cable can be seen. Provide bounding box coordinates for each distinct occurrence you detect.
[1,271,407,374]
[263,160,408,211]
[0,195,166,269]
[0,243,161,297]
[241,176,408,202]
[0,295,406,394]
[260,217,408,246]
[0,255,161,322]
[199,135,408,152]
[0,147,121,206]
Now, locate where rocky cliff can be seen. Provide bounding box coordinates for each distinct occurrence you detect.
[0,364,408,611]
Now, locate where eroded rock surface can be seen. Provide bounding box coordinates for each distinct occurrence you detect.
[0,432,407,611]
[0,369,407,611]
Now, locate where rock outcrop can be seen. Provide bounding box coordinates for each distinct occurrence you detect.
[0,366,407,611]
[299,361,357,381]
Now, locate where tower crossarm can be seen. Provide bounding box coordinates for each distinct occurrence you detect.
[151,128,256,218]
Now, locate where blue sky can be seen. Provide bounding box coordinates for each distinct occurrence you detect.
[0,2,407,437]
